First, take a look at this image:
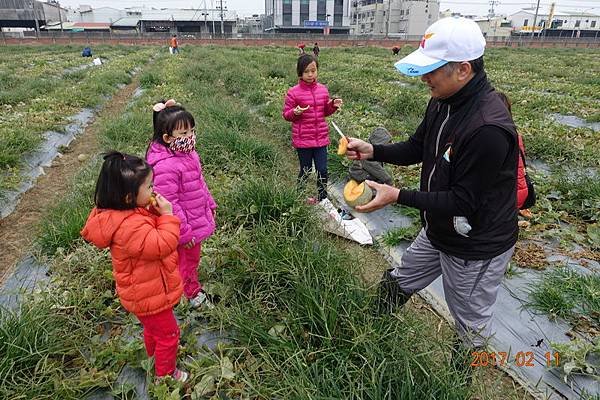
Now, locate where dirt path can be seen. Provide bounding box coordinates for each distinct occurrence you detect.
[0,80,139,285]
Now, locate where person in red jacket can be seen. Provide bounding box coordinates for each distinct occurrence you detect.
[170,34,179,54]
[81,151,188,383]
[282,54,343,202]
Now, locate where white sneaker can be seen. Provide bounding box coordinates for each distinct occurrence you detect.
[171,368,189,383]
[189,291,214,309]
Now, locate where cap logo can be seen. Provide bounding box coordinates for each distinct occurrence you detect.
[420,33,435,49]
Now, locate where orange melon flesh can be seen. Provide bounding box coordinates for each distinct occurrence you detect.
[337,136,348,156]
[343,179,373,208]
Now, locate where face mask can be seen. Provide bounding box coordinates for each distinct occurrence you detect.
[169,133,196,153]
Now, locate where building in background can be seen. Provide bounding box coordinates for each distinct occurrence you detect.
[438,9,477,19]
[474,16,512,37]
[509,7,600,36]
[62,6,238,35]
[264,0,351,34]
[67,5,124,24]
[0,0,66,31]
[237,14,264,34]
[350,0,439,37]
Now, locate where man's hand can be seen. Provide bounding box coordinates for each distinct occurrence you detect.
[293,105,310,115]
[346,138,374,160]
[355,180,400,213]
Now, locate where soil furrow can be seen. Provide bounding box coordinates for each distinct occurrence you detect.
[0,80,139,285]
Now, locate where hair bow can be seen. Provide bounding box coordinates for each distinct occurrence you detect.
[152,99,178,112]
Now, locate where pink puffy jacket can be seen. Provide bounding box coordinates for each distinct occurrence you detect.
[146,142,217,245]
[282,80,339,148]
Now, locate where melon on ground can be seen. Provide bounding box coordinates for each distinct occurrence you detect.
[344,179,373,208]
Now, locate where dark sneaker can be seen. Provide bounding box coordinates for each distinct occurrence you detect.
[451,341,479,387]
[376,268,412,315]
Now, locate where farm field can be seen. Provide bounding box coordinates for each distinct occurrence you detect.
[0,45,156,194]
[0,44,598,399]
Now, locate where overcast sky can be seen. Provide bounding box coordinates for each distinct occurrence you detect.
[57,0,600,18]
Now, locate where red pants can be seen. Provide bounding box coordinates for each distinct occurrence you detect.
[136,308,180,377]
[178,243,202,299]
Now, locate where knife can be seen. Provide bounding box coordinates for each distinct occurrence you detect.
[331,121,347,140]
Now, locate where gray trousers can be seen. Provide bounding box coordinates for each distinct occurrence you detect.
[391,229,514,348]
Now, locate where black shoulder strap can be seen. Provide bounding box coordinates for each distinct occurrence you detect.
[519,148,527,168]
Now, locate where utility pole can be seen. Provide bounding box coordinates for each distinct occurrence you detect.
[211,0,216,36]
[57,1,64,34]
[30,0,40,38]
[532,0,541,37]
[220,0,224,36]
[385,0,392,37]
[488,0,499,18]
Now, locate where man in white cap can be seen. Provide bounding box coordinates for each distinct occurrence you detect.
[346,17,519,365]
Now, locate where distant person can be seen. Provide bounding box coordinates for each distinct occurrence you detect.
[81,46,92,57]
[170,34,179,54]
[81,151,189,383]
[313,42,320,57]
[297,42,306,56]
[282,54,343,203]
[146,99,218,309]
[392,46,400,56]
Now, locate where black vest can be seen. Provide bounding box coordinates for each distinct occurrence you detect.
[420,72,519,260]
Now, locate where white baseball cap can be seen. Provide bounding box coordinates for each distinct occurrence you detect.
[395,17,486,77]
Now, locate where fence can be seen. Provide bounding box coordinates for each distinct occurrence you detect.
[2,30,599,48]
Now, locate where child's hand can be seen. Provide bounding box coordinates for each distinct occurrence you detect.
[184,238,196,249]
[154,193,173,215]
[294,105,310,115]
[332,98,343,109]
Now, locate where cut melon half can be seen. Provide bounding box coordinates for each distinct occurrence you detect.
[343,179,373,208]
[337,136,348,156]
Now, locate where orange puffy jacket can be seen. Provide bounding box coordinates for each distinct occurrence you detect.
[81,207,183,317]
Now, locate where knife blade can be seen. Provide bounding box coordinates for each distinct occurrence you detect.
[331,121,347,140]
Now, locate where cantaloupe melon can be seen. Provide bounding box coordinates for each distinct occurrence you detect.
[149,193,158,207]
[337,136,348,156]
[344,179,373,208]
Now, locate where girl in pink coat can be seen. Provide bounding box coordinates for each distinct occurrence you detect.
[283,54,343,202]
[146,99,217,309]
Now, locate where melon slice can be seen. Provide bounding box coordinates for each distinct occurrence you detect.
[149,192,158,207]
[344,179,373,208]
[337,136,348,156]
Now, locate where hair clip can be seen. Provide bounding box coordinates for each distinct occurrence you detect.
[152,99,178,112]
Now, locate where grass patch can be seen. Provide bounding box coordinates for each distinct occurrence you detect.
[382,224,421,246]
[528,267,600,325]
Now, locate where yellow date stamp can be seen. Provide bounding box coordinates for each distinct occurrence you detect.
[470,351,560,368]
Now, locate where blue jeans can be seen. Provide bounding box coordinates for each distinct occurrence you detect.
[297,146,328,201]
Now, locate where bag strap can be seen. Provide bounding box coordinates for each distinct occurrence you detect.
[519,148,528,169]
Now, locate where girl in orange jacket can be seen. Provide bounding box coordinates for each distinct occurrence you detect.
[81,151,188,382]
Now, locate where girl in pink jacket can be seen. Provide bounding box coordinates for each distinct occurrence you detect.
[283,54,343,202]
[146,99,217,309]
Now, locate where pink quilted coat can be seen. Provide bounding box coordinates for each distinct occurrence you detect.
[146,142,217,245]
[282,80,339,148]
